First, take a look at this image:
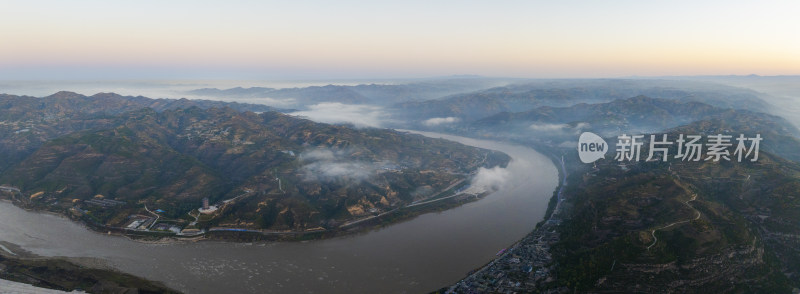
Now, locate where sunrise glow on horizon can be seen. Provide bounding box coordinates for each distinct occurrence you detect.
[1,0,799,79]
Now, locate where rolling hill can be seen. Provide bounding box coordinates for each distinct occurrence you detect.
[0,93,508,234]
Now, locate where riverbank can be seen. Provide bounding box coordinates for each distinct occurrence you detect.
[196,187,495,242]
[1,163,501,245]
[0,245,179,294]
[443,149,569,293]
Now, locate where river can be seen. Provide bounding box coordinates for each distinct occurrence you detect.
[0,131,558,294]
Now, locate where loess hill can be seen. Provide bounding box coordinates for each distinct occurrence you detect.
[551,122,800,293]
[0,92,508,233]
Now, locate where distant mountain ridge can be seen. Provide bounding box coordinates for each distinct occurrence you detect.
[394,79,772,122]
[0,91,284,121]
[475,95,797,134]
[186,79,515,107]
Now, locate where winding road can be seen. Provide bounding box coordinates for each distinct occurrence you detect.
[647,193,701,250]
[144,204,160,230]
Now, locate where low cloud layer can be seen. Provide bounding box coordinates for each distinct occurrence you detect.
[529,123,569,132]
[299,149,343,162]
[249,97,297,107]
[301,161,376,182]
[290,103,388,128]
[299,148,386,183]
[423,117,460,126]
[529,122,588,135]
[471,166,510,191]
[184,95,297,108]
[557,140,577,148]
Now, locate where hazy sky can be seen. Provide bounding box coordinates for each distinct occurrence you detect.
[1,0,798,79]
